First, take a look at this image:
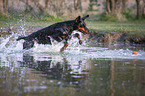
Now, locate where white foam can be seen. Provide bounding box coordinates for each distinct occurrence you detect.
[32,42,64,53]
[0,33,145,60]
[0,33,23,53]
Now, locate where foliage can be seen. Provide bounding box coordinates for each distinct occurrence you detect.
[99,8,140,21]
[122,11,135,20]
[0,14,14,21]
[88,0,99,11]
[99,13,118,21]
[0,13,63,28]
[0,13,63,23]
[40,14,63,22]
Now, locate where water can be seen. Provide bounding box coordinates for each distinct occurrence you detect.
[0,32,145,96]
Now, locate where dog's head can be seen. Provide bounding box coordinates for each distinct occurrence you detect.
[74,15,90,34]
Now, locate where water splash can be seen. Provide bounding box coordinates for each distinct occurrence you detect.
[0,33,23,53]
[0,30,145,59]
[32,42,64,53]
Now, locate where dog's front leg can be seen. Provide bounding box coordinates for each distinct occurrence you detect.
[60,41,68,52]
[74,33,82,45]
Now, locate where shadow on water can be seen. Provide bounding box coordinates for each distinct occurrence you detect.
[0,33,145,96]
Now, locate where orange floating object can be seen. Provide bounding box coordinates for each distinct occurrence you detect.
[132,51,139,55]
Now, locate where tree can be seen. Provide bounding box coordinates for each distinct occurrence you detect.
[25,0,29,12]
[44,0,49,13]
[88,0,98,11]
[4,0,8,16]
[74,0,82,11]
[136,0,145,19]
[106,0,115,14]
[0,0,8,16]
[122,0,126,12]
[32,0,44,14]
[0,0,4,15]
[2,0,8,16]
[105,0,129,14]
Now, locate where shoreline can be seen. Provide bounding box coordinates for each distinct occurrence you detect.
[1,27,145,44]
[89,31,145,44]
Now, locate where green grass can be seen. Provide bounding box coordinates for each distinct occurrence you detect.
[0,14,62,27]
[87,21,145,36]
[0,14,145,37]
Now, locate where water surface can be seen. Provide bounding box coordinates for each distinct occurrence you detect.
[0,33,145,96]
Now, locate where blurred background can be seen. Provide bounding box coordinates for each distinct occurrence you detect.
[0,0,145,21]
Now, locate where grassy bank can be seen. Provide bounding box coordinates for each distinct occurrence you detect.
[0,14,62,27]
[86,21,145,44]
[0,16,145,43]
[87,21,145,36]
[1,16,145,35]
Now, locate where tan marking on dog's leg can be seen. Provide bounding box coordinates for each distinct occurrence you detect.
[60,44,69,52]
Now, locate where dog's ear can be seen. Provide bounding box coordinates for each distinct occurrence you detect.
[82,15,89,20]
[75,16,81,23]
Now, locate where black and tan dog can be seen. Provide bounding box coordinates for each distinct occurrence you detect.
[17,15,90,52]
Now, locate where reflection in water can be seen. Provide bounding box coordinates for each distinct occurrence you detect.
[0,51,145,96]
[20,53,89,87]
[0,52,92,96]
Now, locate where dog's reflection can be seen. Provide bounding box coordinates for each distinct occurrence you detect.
[20,53,89,85]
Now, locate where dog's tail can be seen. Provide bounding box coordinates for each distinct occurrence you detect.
[16,36,26,41]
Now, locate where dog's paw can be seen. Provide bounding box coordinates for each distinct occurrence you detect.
[60,48,64,52]
[60,44,69,52]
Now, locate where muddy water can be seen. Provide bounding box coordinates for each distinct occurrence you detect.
[0,33,145,96]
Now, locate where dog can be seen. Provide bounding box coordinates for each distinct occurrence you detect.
[17,15,90,52]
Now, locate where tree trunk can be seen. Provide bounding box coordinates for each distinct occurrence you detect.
[106,0,111,14]
[136,0,145,19]
[0,0,4,15]
[33,0,44,15]
[106,0,115,14]
[111,0,115,13]
[74,0,81,10]
[77,0,82,11]
[3,0,8,16]
[25,0,29,12]
[122,0,126,12]
[44,0,49,13]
